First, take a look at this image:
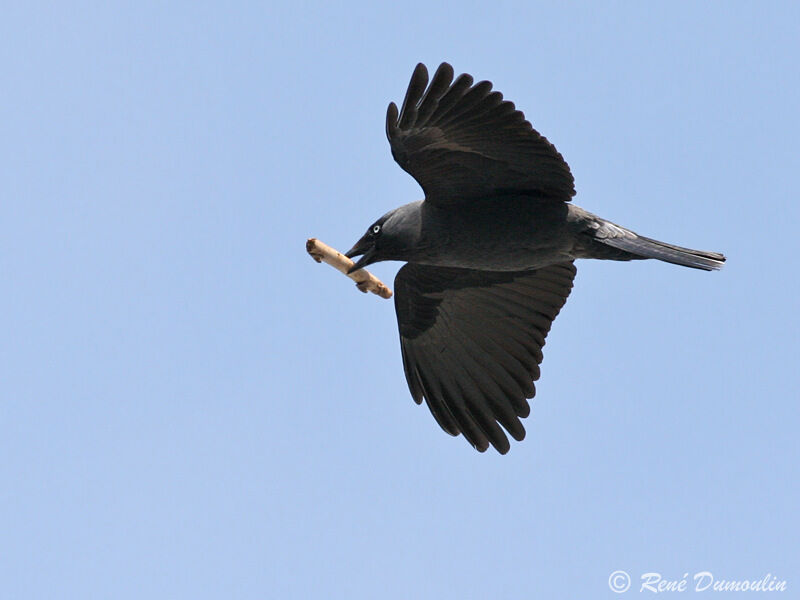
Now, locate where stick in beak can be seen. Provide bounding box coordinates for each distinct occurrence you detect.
[306,238,392,299]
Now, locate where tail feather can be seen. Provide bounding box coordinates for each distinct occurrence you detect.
[601,234,726,271]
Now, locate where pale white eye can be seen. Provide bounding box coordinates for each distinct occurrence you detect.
[372,224,381,234]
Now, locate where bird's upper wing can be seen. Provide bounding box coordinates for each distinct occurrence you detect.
[394,261,576,454]
[386,63,575,206]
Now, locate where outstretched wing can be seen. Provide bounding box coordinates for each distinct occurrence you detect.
[386,63,575,206]
[394,262,576,454]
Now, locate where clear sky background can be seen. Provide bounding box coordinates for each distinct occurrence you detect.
[1,2,798,598]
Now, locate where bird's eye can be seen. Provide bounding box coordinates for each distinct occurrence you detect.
[371,224,381,235]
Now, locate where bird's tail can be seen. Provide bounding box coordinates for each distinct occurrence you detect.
[600,233,726,271]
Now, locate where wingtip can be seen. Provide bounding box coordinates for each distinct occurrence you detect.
[385,102,399,139]
[453,72,474,89]
[435,61,454,77]
[470,438,490,453]
[409,63,428,91]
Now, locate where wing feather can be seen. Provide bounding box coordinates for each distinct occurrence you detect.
[397,63,429,129]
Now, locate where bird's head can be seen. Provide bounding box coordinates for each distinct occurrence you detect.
[345,202,422,273]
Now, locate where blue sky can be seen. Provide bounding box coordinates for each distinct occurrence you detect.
[1,2,798,598]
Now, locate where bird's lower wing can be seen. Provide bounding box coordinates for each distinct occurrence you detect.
[393,262,577,454]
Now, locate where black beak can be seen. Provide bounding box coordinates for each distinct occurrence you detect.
[345,234,377,274]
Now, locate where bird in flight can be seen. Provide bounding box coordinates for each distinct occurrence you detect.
[345,63,725,454]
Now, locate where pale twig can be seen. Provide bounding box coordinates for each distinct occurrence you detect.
[306,238,392,299]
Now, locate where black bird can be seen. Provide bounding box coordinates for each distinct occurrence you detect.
[345,63,725,454]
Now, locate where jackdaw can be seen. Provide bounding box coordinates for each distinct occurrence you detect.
[345,63,725,454]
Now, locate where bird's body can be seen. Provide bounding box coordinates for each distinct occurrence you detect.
[367,197,709,272]
[381,198,573,270]
[344,63,725,454]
